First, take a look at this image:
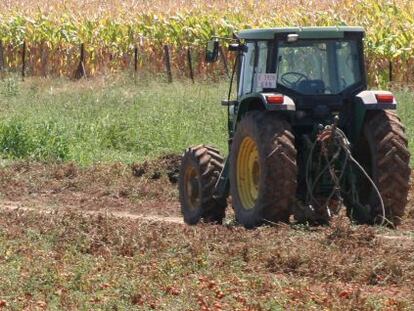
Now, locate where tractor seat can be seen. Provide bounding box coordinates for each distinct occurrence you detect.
[296,79,325,95]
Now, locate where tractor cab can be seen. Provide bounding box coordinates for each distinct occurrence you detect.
[206,28,382,140]
[233,27,366,111]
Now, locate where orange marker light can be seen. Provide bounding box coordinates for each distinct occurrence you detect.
[376,94,394,103]
[266,95,284,104]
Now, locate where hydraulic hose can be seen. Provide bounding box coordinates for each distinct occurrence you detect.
[305,126,386,226]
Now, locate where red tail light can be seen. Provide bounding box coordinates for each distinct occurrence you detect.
[376,94,394,103]
[266,95,284,104]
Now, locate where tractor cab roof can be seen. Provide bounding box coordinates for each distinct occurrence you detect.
[237,26,365,40]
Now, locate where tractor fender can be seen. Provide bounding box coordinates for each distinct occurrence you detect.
[351,90,397,143]
[355,90,397,110]
[236,92,295,121]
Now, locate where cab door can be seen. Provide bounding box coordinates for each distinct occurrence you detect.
[238,42,256,97]
[238,41,270,97]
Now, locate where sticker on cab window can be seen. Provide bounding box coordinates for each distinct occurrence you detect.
[257,73,277,89]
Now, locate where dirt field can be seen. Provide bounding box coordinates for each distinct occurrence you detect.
[0,156,413,227]
[0,157,413,310]
[0,155,181,217]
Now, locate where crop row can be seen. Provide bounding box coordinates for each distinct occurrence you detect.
[0,0,413,84]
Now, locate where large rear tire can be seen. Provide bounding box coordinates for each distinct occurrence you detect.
[348,110,410,226]
[179,145,227,225]
[230,111,297,228]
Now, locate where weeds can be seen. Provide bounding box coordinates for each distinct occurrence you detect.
[0,75,412,166]
[0,75,227,164]
[0,78,19,97]
[0,119,69,161]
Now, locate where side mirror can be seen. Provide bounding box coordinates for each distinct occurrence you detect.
[229,43,248,52]
[205,39,219,63]
[228,44,239,52]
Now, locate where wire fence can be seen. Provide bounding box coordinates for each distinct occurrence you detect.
[0,40,413,87]
[0,41,232,82]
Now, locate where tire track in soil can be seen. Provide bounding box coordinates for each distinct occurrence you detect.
[0,200,184,224]
[0,200,413,245]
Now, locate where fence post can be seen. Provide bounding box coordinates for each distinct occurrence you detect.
[21,41,26,80]
[74,43,87,79]
[219,46,229,78]
[0,41,4,72]
[134,46,138,74]
[187,47,195,83]
[389,59,393,83]
[163,45,173,83]
[40,41,48,77]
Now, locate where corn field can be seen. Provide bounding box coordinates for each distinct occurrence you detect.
[0,0,413,85]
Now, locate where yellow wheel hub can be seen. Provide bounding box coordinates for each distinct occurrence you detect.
[184,166,200,209]
[237,136,260,209]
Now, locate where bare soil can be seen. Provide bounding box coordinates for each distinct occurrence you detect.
[0,157,413,309]
[0,155,413,231]
[0,155,182,218]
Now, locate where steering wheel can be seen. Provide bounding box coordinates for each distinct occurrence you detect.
[280,72,309,88]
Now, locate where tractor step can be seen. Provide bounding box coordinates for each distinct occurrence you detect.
[221,100,238,106]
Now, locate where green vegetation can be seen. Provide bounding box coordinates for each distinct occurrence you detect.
[0,75,228,165]
[0,75,413,165]
[395,89,414,155]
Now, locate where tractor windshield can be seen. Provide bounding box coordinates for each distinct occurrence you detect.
[276,40,361,95]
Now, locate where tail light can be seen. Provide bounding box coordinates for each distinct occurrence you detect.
[266,95,284,104]
[376,94,394,103]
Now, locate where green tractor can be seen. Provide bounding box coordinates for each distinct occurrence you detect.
[178,27,410,228]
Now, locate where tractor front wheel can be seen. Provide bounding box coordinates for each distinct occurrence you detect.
[179,145,227,225]
[348,110,410,226]
[230,111,297,228]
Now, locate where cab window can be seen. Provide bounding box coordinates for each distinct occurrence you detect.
[241,42,256,95]
[253,41,268,92]
[276,40,361,95]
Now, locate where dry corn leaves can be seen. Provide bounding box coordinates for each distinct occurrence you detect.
[0,0,413,84]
